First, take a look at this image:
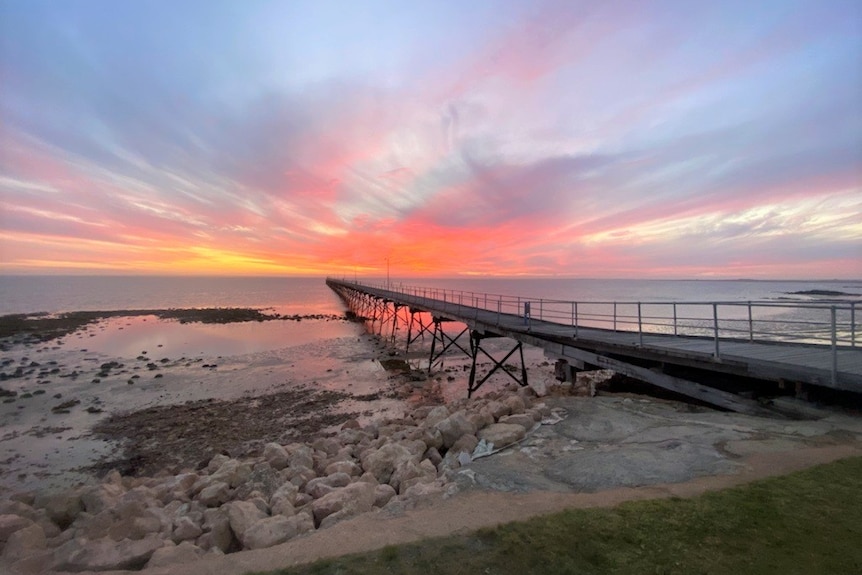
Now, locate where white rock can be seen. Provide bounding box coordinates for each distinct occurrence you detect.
[2,523,45,560]
[262,443,290,470]
[147,541,205,568]
[360,443,416,484]
[225,501,267,547]
[172,516,203,543]
[0,514,34,543]
[434,412,477,449]
[197,481,231,507]
[52,533,164,572]
[242,515,297,550]
[311,482,375,527]
[477,423,526,447]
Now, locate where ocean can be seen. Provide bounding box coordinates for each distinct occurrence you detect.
[3,275,861,316]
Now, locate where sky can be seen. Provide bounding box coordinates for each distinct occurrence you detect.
[0,0,860,279]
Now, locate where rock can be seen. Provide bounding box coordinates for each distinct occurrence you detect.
[311,482,375,528]
[484,400,510,421]
[312,437,341,457]
[423,405,450,427]
[200,508,233,553]
[80,483,124,514]
[172,516,203,543]
[503,395,526,414]
[450,434,479,455]
[242,515,297,550]
[33,490,83,529]
[403,481,444,500]
[269,482,299,515]
[423,447,443,468]
[52,533,164,572]
[324,460,362,477]
[262,443,290,470]
[2,523,45,560]
[197,481,231,507]
[108,511,163,541]
[209,459,252,488]
[360,443,416,484]
[234,465,281,500]
[146,541,205,568]
[304,472,352,499]
[286,444,315,469]
[528,377,549,397]
[341,418,361,430]
[477,423,526,447]
[0,514,34,542]
[225,501,267,547]
[286,466,317,490]
[206,454,231,473]
[434,411,477,449]
[373,484,396,508]
[498,413,536,430]
[395,460,438,494]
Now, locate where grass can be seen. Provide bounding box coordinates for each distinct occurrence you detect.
[257,456,862,575]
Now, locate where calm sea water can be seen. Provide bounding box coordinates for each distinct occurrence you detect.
[1,276,860,316]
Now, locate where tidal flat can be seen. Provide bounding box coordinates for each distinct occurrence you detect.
[0,309,412,494]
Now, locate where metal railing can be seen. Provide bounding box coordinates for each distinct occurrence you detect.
[329,279,859,381]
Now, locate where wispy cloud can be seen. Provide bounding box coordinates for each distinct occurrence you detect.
[1,0,859,277]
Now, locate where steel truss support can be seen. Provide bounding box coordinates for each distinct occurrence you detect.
[467,331,528,397]
[406,309,432,352]
[428,318,470,374]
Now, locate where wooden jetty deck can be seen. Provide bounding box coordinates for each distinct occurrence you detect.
[326,278,862,415]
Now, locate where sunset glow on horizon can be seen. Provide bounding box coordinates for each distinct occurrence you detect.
[1,0,860,279]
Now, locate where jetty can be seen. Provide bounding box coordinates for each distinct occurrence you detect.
[326,278,861,415]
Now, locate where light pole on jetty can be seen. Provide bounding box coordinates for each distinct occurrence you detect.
[386,257,390,290]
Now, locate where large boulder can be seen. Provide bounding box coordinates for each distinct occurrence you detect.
[242,515,298,550]
[197,481,231,507]
[208,459,252,489]
[360,443,416,484]
[262,443,290,470]
[434,412,477,449]
[477,423,526,447]
[33,490,83,529]
[225,501,267,548]
[423,405,450,427]
[1,523,45,560]
[311,482,376,528]
[80,483,124,515]
[0,514,33,542]
[286,444,315,469]
[304,472,352,499]
[172,516,203,543]
[52,534,164,572]
[198,508,233,553]
[498,413,536,430]
[146,541,206,568]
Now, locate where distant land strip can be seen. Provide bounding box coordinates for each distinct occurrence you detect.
[0,308,346,343]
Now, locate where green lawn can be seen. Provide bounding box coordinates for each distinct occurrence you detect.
[258,456,862,575]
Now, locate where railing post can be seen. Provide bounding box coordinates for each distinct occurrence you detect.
[673,303,678,336]
[497,299,501,326]
[574,302,579,338]
[637,302,643,347]
[613,302,617,331]
[539,299,543,321]
[832,306,838,387]
[852,302,856,348]
[713,303,720,359]
[748,301,753,342]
